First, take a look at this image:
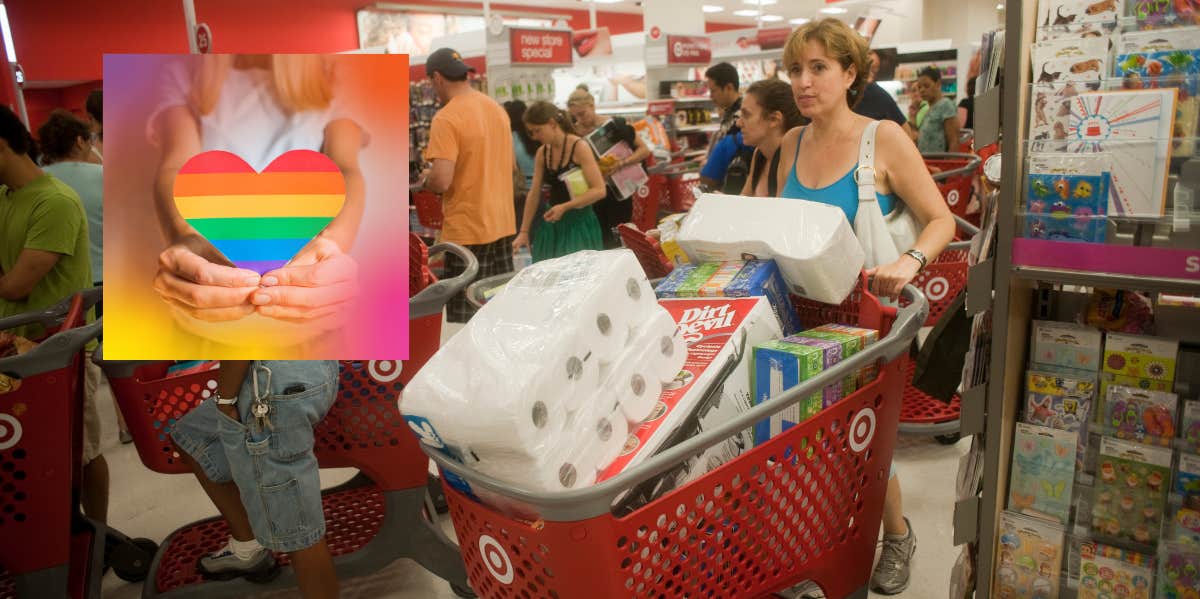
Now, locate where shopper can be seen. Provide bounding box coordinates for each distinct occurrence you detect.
[84,89,103,163]
[37,109,132,444]
[775,19,956,595]
[737,79,805,197]
[505,100,539,229]
[959,77,976,130]
[854,51,907,126]
[906,67,960,154]
[512,102,606,262]
[0,105,109,525]
[699,62,752,193]
[149,54,364,331]
[566,86,651,248]
[170,359,340,598]
[421,48,516,321]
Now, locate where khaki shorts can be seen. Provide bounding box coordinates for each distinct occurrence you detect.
[82,351,107,465]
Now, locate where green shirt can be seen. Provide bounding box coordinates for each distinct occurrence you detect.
[43,162,103,284]
[0,173,93,339]
[917,98,957,154]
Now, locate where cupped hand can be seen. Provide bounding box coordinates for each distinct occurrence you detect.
[252,237,360,325]
[153,235,261,322]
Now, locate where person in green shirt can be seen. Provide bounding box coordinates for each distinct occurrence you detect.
[905,66,961,154]
[0,105,108,524]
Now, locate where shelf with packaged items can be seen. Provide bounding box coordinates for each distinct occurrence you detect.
[675,123,720,134]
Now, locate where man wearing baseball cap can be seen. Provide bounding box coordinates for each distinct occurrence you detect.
[420,48,515,322]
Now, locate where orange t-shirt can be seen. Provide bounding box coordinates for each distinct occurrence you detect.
[423,89,516,245]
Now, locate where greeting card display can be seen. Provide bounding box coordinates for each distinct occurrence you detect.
[1091,437,1172,545]
[1030,37,1111,145]
[1078,541,1154,599]
[1103,385,1179,446]
[1068,88,1179,216]
[995,511,1066,599]
[1009,422,1079,524]
[1024,153,1112,242]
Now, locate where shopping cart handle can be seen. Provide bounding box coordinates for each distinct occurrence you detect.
[946,214,981,252]
[0,319,102,379]
[412,242,478,319]
[0,286,103,332]
[424,285,930,520]
[924,152,982,182]
[90,343,160,379]
[646,161,701,176]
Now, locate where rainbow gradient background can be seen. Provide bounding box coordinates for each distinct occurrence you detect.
[103,54,410,360]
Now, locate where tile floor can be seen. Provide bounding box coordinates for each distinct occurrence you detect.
[98,320,968,598]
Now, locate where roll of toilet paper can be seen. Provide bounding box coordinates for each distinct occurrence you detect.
[590,410,630,469]
[447,392,567,457]
[633,308,689,383]
[616,367,660,424]
[534,350,602,413]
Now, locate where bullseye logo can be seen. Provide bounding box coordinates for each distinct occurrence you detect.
[636,184,649,199]
[0,414,22,451]
[672,41,684,57]
[848,408,876,453]
[947,189,960,206]
[368,360,402,383]
[479,535,514,584]
[923,276,951,302]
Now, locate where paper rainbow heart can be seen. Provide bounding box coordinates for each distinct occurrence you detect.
[174,150,345,275]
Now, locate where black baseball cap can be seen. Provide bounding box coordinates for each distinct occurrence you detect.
[426,48,474,78]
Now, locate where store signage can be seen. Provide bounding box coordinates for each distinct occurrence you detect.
[1013,239,1200,280]
[195,23,212,54]
[667,35,711,65]
[509,28,572,65]
[647,100,676,117]
[709,27,793,58]
[650,26,662,40]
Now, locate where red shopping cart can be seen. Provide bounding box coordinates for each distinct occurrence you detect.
[924,152,982,223]
[0,290,104,599]
[424,277,928,599]
[413,189,444,231]
[96,239,480,598]
[646,161,703,213]
[617,223,676,280]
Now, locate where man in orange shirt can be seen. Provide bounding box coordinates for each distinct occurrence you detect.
[421,48,516,322]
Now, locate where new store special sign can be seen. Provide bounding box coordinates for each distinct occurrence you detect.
[510,28,572,65]
[667,35,712,65]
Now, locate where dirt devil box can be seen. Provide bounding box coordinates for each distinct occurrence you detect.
[599,296,783,514]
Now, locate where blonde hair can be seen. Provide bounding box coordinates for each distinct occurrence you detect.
[567,85,595,109]
[782,19,870,109]
[192,54,334,116]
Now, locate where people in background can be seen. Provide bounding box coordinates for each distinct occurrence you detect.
[0,106,108,530]
[854,50,907,126]
[504,100,539,230]
[85,89,103,163]
[737,79,805,197]
[512,102,606,263]
[906,66,960,154]
[421,48,516,322]
[958,77,975,130]
[566,86,650,248]
[775,19,956,596]
[699,62,753,193]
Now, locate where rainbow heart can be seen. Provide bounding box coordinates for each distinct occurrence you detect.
[174,150,345,275]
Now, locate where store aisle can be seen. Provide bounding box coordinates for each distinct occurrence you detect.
[98,318,967,598]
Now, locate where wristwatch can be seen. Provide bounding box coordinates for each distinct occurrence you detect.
[215,392,238,406]
[904,249,928,272]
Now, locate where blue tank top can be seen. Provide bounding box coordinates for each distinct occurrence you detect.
[780,128,898,223]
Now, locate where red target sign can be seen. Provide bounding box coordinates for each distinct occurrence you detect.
[947,189,961,206]
[479,535,514,584]
[923,276,951,302]
[848,408,876,453]
[368,360,402,383]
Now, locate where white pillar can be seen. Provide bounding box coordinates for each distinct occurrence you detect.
[182,0,198,53]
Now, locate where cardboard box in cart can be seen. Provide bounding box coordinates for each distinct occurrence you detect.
[600,296,782,513]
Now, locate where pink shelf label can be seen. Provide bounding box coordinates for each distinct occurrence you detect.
[1013,239,1200,280]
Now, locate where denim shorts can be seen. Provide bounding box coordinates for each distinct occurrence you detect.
[171,360,339,553]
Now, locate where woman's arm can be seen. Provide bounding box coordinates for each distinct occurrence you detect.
[515,147,546,247]
[320,118,366,252]
[775,127,802,196]
[942,105,962,153]
[624,133,652,167]
[153,106,203,245]
[878,120,956,263]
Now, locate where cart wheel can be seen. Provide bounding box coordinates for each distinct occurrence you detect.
[451,582,477,598]
[111,538,159,582]
[935,433,961,445]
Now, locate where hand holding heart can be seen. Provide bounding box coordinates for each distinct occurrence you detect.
[252,237,360,326]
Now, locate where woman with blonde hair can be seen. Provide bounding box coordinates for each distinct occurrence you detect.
[775,19,956,596]
[566,85,651,247]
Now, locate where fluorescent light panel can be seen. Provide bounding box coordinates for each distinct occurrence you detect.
[702,4,725,12]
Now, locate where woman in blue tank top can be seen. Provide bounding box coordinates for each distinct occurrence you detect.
[775,20,956,303]
[772,20,957,597]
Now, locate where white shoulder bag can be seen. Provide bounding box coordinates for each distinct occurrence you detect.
[852,120,921,269]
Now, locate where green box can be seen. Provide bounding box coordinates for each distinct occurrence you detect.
[675,262,721,298]
[790,330,861,394]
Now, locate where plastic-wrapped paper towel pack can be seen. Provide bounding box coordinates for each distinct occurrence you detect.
[400,250,688,506]
[676,193,865,305]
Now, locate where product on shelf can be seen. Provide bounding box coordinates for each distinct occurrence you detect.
[1177,453,1200,499]
[1078,540,1155,599]
[1114,26,1200,157]
[1025,370,1096,472]
[1091,437,1172,546]
[1009,422,1079,524]
[995,511,1067,598]
[1084,289,1156,334]
[1037,0,1125,34]
[654,260,800,334]
[1103,385,1179,446]
[1126,0,1200,28]
[1032,320,1105,372]
[1157,541,1200,599]
[1024,153,1111,243]
[1029,37,1111,145]
[1103,332,1179,382]
[1182,400,1200,453]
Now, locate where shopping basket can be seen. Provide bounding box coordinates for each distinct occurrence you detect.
[924,152,982,222]
[413,188,444,231]
[631,177,665,232]
[425,278,928,599]
[96,240,480,599]
[0,289,103,599]
[646,161,703,213]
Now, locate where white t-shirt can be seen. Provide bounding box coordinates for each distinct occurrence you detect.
[147,60,355,171]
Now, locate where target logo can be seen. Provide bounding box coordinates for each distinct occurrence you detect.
[636,184,649,199]
[368,360,402,383]
[479,535,514,584]
[848,408,876,453]
[923,276,951,302]
[0,414,22,451]
[947,189,961,206]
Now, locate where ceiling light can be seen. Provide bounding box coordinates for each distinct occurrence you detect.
[0,5,16,63]
[760,14,784,22]
[996,3,1005,9]
[790,17,810,25]
[581,0,623,4]
[742,0,778,5]
[733,9,761,17]
[702,4,725,12]
[819,6,848,14]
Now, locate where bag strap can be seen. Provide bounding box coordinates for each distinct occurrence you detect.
[855,120,881,202]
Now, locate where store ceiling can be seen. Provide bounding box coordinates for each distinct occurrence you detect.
[491,0,895,26]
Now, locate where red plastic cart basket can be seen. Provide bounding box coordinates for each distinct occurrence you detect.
[924,152,981,221]
[647,161,703,213]
[97,240,480,598]
[413,189,444,231]
[631,176,666,232]
[0,290,103,599]
[424,277,928,599]
[617,223,676,280]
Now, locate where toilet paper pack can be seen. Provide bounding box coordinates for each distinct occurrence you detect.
[677,193,865,305]
[600,296,782,513]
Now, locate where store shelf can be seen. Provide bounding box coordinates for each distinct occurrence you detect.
[596,103,647,116]
[1011,265,1200,295]
[676,124,720,134]
[671,96,713,104]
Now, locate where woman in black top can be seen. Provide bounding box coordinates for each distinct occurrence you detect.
[737,79,807,197]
